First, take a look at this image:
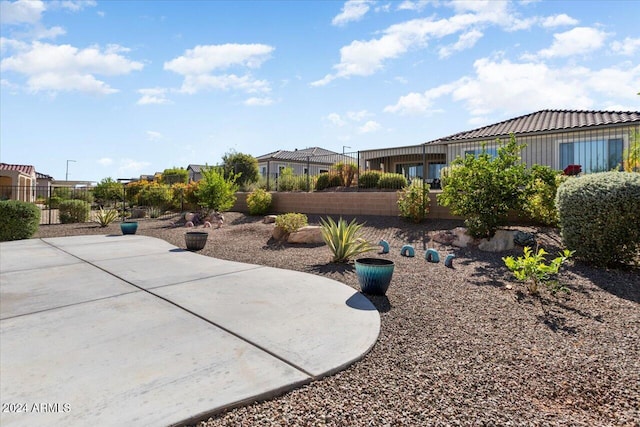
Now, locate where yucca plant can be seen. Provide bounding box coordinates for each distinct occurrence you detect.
[320,216,375,263]
[94,208,119,227]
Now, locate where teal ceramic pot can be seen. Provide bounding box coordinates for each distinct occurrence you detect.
[185,231,208,251]
[355,258,395,295]
[120,221,138,235]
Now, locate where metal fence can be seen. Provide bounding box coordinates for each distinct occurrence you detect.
[0,185,184,225]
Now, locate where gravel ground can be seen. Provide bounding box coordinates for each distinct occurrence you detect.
[34,213,640,426]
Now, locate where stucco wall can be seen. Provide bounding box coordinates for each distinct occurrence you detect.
[233,191,462,219]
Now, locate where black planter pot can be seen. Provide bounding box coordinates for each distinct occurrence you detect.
[120,221,138,235]
[185,231,208,251]
[355,257,395,295]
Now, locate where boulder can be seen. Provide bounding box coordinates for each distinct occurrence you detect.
[263,215,277,224]
[514,231,536,247]
[478,230,516,252]
[272,226,288,241]
[451,227,474,248]
[288,226,325,244]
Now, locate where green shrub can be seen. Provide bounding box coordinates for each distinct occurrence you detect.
[94,208,119,227]
[52,187,72,200]
[72,190,94,205]
[138,183,172,209]
[358,170,382,189]
[503,247,573,295]
[378,173,408,189]
[556,171,640,266]
[315,173,342,191]
[196,166,238,212]
[524,165,564,226]
[277,167,297,191]
[59,200,90,223]
[246,188,272,215]
[0,200,40,241]
[334,162,358,187]
[397,180,430,223]
[47,196,63,209]
[437,134,529,238]
[275,213,308,234]
[320,216,375,263]
[93,177,123,205]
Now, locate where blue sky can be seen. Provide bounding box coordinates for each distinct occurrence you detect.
[1,0,639,182]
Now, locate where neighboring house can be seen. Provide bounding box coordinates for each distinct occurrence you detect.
[256,147,355,178]
[0,163,36,202]
[359,110,640,182]
[35,171,54,199]
[187,164,206,182]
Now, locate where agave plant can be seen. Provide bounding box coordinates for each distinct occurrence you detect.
[320,216,375,263]
[94,207,119,227]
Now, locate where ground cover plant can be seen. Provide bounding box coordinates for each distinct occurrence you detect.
[33,214,639,426]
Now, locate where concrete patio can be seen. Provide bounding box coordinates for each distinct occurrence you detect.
[0,235,380,426]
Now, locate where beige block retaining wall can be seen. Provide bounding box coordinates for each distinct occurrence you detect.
[233,191,463,219]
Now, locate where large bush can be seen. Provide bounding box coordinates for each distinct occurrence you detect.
[556,171,640,266]
[196,166,238,212]
[315,173,342,191]
[59,199,90,224]
[246,188,272,215]
[437,135,528,238]
[358,170,382,189]
[222,150,259,189]
[93,177,123,206]
[0,200,40,241]
[377,173,408,189]
[523,165,565,226]
[397,180,430,223]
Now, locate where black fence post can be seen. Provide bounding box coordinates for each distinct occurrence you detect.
[48,185,52,225]
[307,156,311,192]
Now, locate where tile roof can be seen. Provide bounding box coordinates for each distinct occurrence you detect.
[256,147,345,163]
[0,163,35,175]
[429,110,640,144]
[187,164,207,173]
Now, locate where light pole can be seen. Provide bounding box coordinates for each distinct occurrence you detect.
[66,160,76,181]
[342,145,351,155]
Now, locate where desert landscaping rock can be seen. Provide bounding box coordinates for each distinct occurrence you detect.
[32,213,640,426]
[287,226,324,244]
[478,229,516,252]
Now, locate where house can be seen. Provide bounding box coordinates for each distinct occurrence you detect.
[359,110,640,182]
[0,163,36,202]
[35,171,54,199]
[256,147,356,178]
[187,164,206,182]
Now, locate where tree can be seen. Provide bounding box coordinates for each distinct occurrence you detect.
[222,151,259,188]
[93,177,122,206]
[437,134,529,238]
[622,129,640,172]
[196,166,238,212]
[160,167,188,185]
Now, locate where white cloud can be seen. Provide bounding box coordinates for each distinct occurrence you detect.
[438,29,483,58]
[384,82,458,115]
[312,3,516,86]
[164,43,273,75]
[346,110,371,121]
[52,1,97,12]
[332,0,373,26]
[541,14,578,28]
[325,113,346,126]
[178,73,270,95]
[611,37,640,56]
[137,88,170,105]
[98,157,113,166]
[358,120,382,133]
[118,159,151,176]
[0,0,45,25]
[0,41,144,94]
[524,27,609,60]
[244,96,273,106]
[164,43,274,94]
[397,1,431,12]
[145,131,163,141]
[385,57,640,121]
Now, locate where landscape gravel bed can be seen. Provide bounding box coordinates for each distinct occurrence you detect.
[33,213,640,426]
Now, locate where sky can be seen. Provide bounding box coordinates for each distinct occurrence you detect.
[1,0,639,183]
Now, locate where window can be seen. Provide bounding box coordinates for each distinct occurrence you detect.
[261,167,267,176]
[395,163,423,181]
[560,139,623,173]
[428,163,446,179]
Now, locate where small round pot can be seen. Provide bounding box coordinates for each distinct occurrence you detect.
[355,257,395,295]
[120,221,138,235]
[185,231,208,251]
